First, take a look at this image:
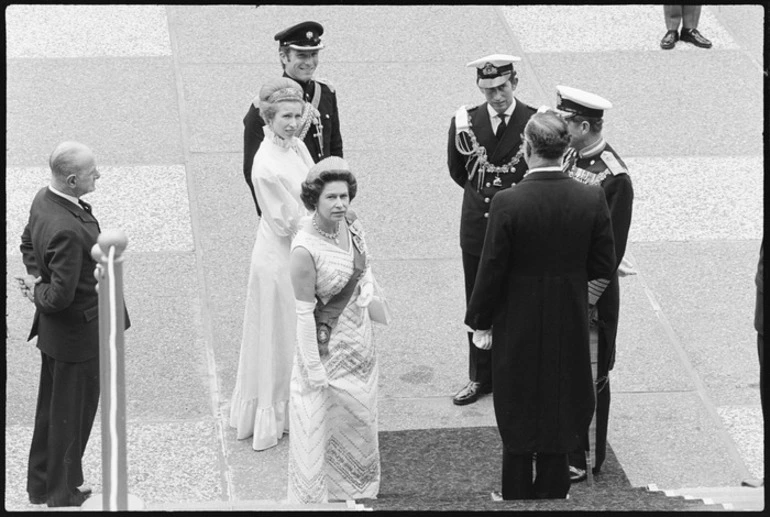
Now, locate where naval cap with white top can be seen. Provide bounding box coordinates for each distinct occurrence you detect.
[466,54,521,88]
[555,85,612,119]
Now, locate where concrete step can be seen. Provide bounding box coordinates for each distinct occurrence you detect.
[648,485,765,512]
[145,499,371,511]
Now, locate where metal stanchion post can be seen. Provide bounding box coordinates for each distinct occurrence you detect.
[82,229,143,511]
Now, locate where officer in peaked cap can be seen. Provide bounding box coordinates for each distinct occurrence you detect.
[242,20,343,216]
[447,54,536,406]
[556,85,634,484]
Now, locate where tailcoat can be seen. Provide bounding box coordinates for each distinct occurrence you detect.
[244,75,342,215]
[465,169,616,453]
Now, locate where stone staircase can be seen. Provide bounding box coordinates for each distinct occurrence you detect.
[647,484,765,511]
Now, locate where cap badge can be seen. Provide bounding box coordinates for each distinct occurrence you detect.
[306,31,314,39]
[482,63,496,76]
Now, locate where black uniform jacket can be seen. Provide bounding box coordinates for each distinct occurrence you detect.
[448,99,536,256]
[565,142,633,373]
[20,188,129,363]
[243,74,343,215]
[465,170,616,453]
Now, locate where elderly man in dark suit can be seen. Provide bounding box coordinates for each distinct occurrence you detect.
[448,54,537,406]
[243,21,343,216]
[17,141,107,507]
[465,112,616,500]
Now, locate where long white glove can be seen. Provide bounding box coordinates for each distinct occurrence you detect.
[295,299,328,389]
[355,268,374,308]
[473,328,493,350]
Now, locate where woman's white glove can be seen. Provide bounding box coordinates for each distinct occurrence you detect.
[355,268,374,308]
[295,299,329,389]
[473,328,493,350]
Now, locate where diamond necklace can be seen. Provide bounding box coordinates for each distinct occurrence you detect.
[312,214,340,244]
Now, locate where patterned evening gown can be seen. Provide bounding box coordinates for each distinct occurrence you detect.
[287,223,380,503]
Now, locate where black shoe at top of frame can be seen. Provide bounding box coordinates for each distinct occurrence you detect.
[660,29,679,49]
[680,28,712,48]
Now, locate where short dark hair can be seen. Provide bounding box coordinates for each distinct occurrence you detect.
[570,114,604,134]
[300,169,358,211]
[524,112,571,159]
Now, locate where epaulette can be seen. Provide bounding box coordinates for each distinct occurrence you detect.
[315,77,335,93]
[525,102,538,112]
[600,150,627,176]
[465,103,480,112]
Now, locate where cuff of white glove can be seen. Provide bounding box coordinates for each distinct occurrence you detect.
[296,299,328,388]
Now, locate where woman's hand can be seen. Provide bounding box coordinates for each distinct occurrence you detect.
[356,281,373,307]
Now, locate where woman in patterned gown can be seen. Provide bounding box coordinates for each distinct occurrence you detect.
[229,77,314,451]
[287,157,380,503]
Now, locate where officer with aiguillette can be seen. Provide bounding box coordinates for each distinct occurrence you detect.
[448,55,536,406]
[243,21,343,216]
[554,85,634,484]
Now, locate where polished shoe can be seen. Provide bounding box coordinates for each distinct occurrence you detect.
[452,381,492,406]
[47,488,92,507]
[569,465,587,483]
[29,493,47,505]
[660,29,678,49]
[680,28,712,48]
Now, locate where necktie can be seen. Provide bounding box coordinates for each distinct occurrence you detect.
[78,200,92,214]
[495,113,507,140]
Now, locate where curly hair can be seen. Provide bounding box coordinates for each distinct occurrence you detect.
[524,112,572,159]
[300,158,358,211]
[258,77,304,122]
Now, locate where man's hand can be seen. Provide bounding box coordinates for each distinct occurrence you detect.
[588,304,599,326]
[14,274,41,303]
[473,328,493,350]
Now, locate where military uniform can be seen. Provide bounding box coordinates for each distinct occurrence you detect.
[242,21,343,216]
[555,86,634,476]
[448,55,536,402]
[243,77,342,215]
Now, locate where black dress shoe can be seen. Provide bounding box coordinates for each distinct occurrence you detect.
[680,28,712,48]
[46,488,92,507]
[660,30,678,49]
[452,381,492,406]
[569,465,587,483]
[29,493,46,505]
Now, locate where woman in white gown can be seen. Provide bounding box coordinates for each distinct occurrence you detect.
[229,77,315,451]
[287,157,380,503]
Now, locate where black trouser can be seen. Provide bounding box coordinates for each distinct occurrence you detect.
[502,450,570,500]
[27,351,100,506]
[569,377,610,472]
[462,251,492,385]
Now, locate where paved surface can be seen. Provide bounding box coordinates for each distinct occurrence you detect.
[4,5,764,510]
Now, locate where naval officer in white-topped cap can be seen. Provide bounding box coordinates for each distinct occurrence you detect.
[554,85,634,484]
[448,54,537,406]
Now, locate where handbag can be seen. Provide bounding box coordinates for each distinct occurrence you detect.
[367,274,392,325]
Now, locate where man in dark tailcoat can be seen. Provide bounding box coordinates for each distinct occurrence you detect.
[555,86,634,483]
[465,112,616,500]
[16,142,128,507]
[243,21,343,215]
[448,54,536,406]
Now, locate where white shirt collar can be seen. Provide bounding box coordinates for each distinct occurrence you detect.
[48,185,82,207]
[524,165,563,176]
[487,99,517,127]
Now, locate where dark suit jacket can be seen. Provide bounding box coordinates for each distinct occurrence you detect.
[465,169,616,453]
[20,188,104,362]
[243,75,343,215]
[448,99,536,256]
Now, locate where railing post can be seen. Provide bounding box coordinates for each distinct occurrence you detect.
[82,229,143,511]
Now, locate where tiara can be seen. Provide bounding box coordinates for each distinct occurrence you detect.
[267,87,303,103]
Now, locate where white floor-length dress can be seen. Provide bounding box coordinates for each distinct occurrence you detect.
[229,127,313,451]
